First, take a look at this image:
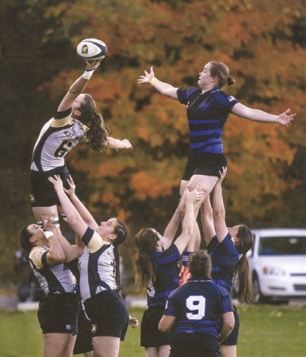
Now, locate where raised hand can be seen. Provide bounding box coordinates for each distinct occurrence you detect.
[137,66,155,84]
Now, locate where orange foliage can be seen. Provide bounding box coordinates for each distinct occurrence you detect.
[130,171,173,200]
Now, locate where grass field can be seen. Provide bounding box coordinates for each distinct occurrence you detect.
[0,303,305,357]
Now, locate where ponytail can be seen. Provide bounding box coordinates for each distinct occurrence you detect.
[112,219,128,295]
[85,112,109,152]
[235,225,255,303]
[134,228,158,291]
[235,253,254,303]
[78,94,109,152]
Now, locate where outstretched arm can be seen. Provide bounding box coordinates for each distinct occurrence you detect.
[42,217,65,266]
[58,59,102,112]
[106,137,133,150]
[64,175,98,230]
[137,66,179,99]
[232,103,295,127]
[174,187,204,254]
[162,192,187,249]
[48,175,89,238]
[212,167,228,243]
[201,195,216,247]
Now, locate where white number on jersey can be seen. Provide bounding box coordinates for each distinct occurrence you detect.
[186,295,206,320]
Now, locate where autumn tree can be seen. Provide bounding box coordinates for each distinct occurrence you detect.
[1,0,306,288]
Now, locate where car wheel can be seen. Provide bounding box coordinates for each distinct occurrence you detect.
[252,274,268,303]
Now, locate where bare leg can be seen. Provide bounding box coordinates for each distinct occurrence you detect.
[220,344,237,357]
[93,336,120,357]
[158,344,171,357]
[43,333,76,357]
[32,205,59,222]
[145,345,170,357]
[145,347,159,357]
[84,352,94,357]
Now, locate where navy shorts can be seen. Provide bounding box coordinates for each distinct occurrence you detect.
[221,306,240,345]
[84,290,129,341]
[141,305,173,347]
[170,333,220,357]
[38,293,79,335]
[73,304,93,355]
[30,165,70,207]
[182,153,227,181]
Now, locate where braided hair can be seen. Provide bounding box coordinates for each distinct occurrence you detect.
[112,219,129,294]
[78,94,109,152]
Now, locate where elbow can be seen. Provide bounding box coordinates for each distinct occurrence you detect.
[213,210,224,220]
[158,322,169,333]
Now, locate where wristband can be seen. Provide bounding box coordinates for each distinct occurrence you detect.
[83,69,94,80]
[150,77,157,86]
[274,116,279,123]
[43,230,54,239]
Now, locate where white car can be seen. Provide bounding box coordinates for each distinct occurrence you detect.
[248,228,306,303]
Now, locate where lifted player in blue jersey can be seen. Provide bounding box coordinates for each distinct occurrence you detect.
[159,250,234,357]
[138,63,295,207]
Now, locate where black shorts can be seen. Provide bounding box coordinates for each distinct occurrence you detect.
[30,165,70,207]
[73,305,93,355]
[84,290,129,341]
[182,153,227,181]
[221,306,240,346]
[38,293,79,335]
[141,305,173,347]
[170,333,220,357]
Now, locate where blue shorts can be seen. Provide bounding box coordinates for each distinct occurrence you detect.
[141,305,173,347]
[182,153,227,181]
[84,290,129,340]
[38,293,79,335]
[30,165,70,207]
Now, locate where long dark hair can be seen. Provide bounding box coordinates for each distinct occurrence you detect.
[235,224,255,303]
[134,228,159,291]
[112,219,129,294]
[78,94,109,152]
[18,225,33,257]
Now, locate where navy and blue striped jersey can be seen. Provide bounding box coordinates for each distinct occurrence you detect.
[164,278,233,337]
[208,233,239,292]
[147,244,181,307]
[177,87,238,155]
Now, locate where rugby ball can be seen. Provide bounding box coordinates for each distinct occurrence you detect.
[76,38,108,60]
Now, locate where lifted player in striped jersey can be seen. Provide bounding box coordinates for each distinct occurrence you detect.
[31,59,132,228]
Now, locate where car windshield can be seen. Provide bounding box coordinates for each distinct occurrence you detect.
[258,236,306,256]
[258,236,306,255]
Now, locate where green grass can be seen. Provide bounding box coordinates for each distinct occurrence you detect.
[0,304,305,357]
